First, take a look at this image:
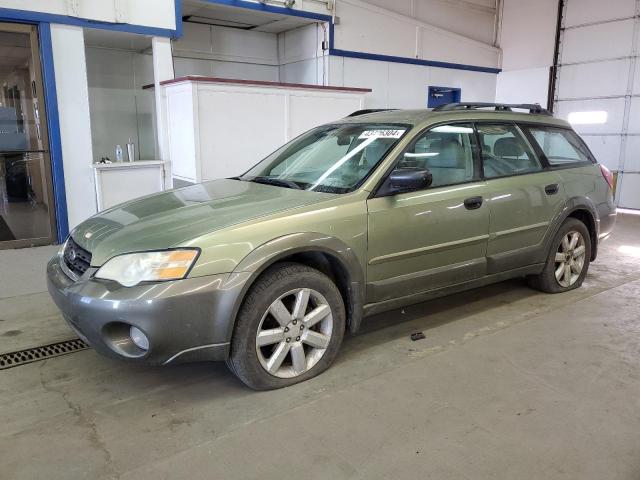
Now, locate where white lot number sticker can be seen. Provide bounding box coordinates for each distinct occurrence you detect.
[359,129,405,140]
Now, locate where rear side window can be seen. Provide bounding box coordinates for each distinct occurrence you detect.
[526,126,593,166]
[477,124,542,178]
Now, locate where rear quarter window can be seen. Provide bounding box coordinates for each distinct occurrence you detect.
[526,126,594,166]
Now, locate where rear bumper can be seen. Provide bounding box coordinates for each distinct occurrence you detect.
[597,200,617,241]
[47,256,250,365]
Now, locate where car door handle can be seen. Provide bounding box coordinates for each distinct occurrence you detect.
[464,196,483,210]
[545,184,559,195]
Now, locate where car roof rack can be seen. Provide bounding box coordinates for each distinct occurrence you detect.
[432,102,551,116]
[347,109,397,117]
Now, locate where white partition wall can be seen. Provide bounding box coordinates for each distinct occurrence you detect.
[495,0,559,106]
[50,24,98,230]
[163,78,368,183]
[553,0,640,208]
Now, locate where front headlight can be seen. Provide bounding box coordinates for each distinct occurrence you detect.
[95,249,200,287]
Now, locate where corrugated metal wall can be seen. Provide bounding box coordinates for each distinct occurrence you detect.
[554,0,640,208]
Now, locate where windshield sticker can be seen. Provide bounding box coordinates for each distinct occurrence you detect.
[358,129,406,140]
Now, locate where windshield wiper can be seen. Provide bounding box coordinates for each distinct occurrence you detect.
[249,176,303,190]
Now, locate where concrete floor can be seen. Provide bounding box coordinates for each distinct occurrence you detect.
[1,213,640,479]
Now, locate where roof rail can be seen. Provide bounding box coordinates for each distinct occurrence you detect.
[347,109,396,117]
[432,102,551,116]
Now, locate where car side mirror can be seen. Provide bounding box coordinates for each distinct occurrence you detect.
[388,168,432,194]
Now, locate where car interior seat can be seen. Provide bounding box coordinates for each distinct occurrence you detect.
[493,137,538,171]
[424,137,471,186]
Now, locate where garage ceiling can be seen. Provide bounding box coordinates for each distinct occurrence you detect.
[181,0,321,33]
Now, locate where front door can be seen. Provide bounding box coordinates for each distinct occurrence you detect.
[366,123,490,304]
[0,23,56,249]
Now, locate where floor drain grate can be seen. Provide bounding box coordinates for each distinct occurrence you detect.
[0,338,90,370]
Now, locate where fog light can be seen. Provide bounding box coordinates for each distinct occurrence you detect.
[130,326,149,351]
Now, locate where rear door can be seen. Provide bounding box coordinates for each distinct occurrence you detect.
[478,123,567,274]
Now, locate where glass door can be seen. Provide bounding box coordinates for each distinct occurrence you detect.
[0,23,56,249]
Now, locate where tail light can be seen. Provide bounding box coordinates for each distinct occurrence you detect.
[600,164,614,190]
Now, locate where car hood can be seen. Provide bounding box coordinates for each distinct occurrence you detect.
[71,179,335,266]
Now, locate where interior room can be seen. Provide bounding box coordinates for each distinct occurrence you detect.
[2,1,640,479]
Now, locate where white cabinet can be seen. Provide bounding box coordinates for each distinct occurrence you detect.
[163,77,370,183]
[93,161,167,211]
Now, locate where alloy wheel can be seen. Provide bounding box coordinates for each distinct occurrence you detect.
[554,230,586,288]
[256,288,333,378]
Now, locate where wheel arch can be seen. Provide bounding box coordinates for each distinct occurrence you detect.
[224,233,366,343]
[566,208,598,261]
[550,197,599,261]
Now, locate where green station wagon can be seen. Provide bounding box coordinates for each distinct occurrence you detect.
[47,103,616,389]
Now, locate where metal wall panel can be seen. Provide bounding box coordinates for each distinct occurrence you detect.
[564,0,635,27]
[557,59,630,99]
[618,174,640,207]
[554,0,640,208]
[626,98,640,133]
[561,19,634,64]
[623,136,640,171]
[583,136,623,170]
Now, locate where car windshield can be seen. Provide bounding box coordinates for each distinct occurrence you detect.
[240,123,409,193]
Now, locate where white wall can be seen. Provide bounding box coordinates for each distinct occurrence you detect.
[329,56,497,108]
[495,0,558,106]
[85,47,156,162]
[296,0,497,45]
[173,2,500,110]
[50,24,97,230]
[333,0,500,69]
[279,24,327,85]
[173,23,281,81]
[173,22,327,85]
[495,68,550,106]
[327,0,500,109]
[0,0,176,30]
[499,0,557,71]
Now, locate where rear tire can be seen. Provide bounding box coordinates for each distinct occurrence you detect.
[226,262,346,390]
[528,218,591,293]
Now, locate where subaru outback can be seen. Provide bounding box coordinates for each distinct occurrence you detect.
[47,103,616,389]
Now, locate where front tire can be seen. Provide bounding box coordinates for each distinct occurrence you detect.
[528,218,591,293]
[227,262,346,390]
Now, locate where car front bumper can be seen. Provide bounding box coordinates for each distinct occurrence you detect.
[47,256,251,365]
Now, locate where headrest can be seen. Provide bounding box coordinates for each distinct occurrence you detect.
[494,137,525,157]
[428,139,465,168]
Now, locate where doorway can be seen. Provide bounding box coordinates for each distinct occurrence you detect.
[0,23,56,249]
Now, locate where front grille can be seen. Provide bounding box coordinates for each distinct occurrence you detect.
[62,237,92,278]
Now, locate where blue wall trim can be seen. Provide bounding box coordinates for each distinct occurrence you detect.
[0,6,179,38]
[175,0,183,38]
[329,48,501,74]
[38,23,69,242]
[200,0,333,22]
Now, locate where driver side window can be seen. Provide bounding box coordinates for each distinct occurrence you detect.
[395,123,478,188]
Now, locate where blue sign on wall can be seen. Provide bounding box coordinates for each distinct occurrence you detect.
[428,86,461,108]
